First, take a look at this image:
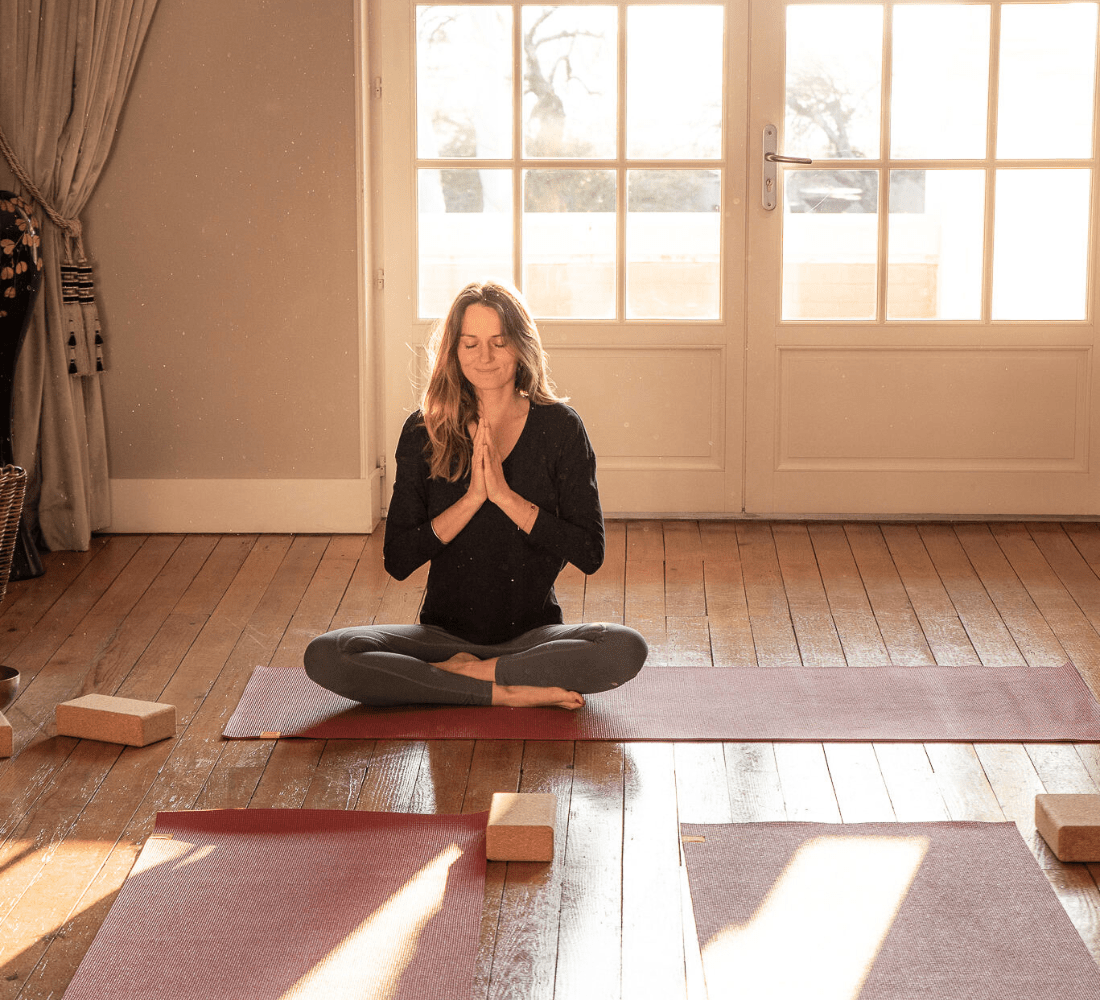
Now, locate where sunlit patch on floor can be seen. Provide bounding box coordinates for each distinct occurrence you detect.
[278,843,464,1000]
[701,835,929,1000]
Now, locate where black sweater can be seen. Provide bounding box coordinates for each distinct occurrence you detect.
[383,402,605,645]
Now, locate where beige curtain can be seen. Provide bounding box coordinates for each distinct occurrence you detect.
[0,0,158,550]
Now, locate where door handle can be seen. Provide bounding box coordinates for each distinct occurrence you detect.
[762,124,812,210]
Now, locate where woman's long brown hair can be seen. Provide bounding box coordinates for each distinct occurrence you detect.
[420,280,565,481]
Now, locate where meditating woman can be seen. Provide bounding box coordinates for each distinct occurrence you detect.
[305,280,648,709]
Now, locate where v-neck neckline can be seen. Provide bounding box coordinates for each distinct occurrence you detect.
[500,400,533,464]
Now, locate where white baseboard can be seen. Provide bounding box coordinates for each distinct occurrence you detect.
[106,477,381,534]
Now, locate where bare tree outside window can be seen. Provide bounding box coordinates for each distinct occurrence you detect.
[784,4,883,215]
[522,5,617,217]
[415,4,724,318]
[784,65,885,213]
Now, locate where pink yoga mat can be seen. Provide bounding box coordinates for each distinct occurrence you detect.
[681,821,1100,999]
[61,809,487,1000]
[222,662,1100,741]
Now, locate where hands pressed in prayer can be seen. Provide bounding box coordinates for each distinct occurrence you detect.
[467,418,489,506]
[474,414,510,505]
[466,414,538,534]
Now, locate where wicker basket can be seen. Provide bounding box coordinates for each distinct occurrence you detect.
[0,466,27,607]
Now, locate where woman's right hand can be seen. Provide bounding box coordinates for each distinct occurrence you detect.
[466,419,489,506]
[432,421,488,544]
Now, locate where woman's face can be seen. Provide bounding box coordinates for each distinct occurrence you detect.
[457,303,518,395]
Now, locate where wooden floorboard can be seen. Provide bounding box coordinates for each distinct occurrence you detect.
[917,523,1027,666]
[622,742,685,1000]
[772,523,846,667]
[881,524,981,666]
[3,522,1100,998]
[737,523,801,667]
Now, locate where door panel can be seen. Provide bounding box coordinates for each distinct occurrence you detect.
[776,347,1089,471]
[379,1,747,515]
[746,0,1100,516]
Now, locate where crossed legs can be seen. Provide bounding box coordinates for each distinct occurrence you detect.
[303,622,648,709]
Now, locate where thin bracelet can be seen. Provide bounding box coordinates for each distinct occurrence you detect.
[523,502,538,533]
[429,518,443,542]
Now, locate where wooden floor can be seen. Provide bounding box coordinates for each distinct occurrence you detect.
[4,521,1100,998]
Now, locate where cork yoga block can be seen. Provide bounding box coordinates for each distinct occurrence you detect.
[0,708,10,758]
[1035,793,1100,861]
[56,694,176,747]
[486,792,556,862]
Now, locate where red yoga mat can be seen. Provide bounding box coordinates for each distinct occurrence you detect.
[223,662,1100,742]
[681,821,1100,999]
[61,809,487,1000]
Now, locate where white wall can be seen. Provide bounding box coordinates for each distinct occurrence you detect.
[82,0,377,532]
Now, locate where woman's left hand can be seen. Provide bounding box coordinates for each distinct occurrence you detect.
[478,413,536,532]
[479,415,512,504]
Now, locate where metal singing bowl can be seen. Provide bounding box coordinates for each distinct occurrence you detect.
[0,665,18,712]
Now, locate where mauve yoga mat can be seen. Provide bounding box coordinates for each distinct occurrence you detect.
[681,821,1100,1000]
[223,662,1100,742]
[61,809,487,1000]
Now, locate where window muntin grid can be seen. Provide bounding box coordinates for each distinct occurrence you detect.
[781,1,1098,323]
[415,3,727,320]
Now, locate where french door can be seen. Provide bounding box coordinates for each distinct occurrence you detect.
[377,0,1100,516]
[376,0,747,514]
[746,0,1100,515]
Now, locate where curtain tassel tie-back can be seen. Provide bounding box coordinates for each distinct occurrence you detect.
[0,123,105,376]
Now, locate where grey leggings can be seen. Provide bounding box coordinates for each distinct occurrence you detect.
[303,622,648,707]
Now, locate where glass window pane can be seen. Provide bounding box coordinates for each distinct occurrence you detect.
[786,5,883,160]
[416,6,512,159]
[524,170,616,318]
[992,169,1090,320]
[891,5,989,159]
[627,6,724,159]
[418,169,513,317]
[626,170,721,318]
[783,170,879,320]
[522,6,617,159]
[888,170,984,321]
[998,3,1098,159]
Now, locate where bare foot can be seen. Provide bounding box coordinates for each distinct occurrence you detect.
[492,684,585,710]
[431,652,497,682]
[432,656,584,709]
[431,652,479,671]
